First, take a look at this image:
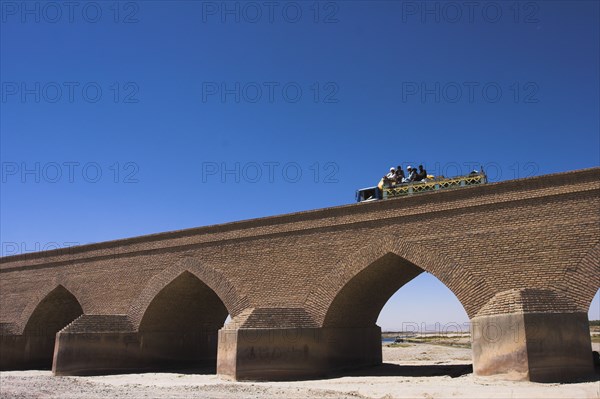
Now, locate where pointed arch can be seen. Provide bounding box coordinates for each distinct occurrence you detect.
[138,270,228,333]
[129,257,249,330]
[305,236,490,325]
[12,285,84,369]
[572,241,600,312]
[322,252,424,327]
[19,284,83,334]
[129,259,244,369]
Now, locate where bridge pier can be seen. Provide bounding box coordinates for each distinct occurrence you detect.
[52,315,220,375]
[0,333,57,370]
[472,309,594,382]
[217,326,381,380]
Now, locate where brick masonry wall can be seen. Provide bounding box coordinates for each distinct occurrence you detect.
[1,168,598,332]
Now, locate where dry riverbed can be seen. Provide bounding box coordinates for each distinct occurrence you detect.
[1,343,599,399]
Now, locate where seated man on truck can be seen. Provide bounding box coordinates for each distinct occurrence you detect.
[406,166,417,182]
[382,167,397,187]
[396,165,406,183]
[415,165,428,182]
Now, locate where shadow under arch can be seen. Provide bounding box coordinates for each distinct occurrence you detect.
[129,257,249,330]
[138,271,228,333]
[305,236,488,326]
[19,282,84,334]
[8,285,83,369]
[128,259,248,372]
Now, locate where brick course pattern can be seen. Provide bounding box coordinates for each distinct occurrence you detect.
[0,168,599,381]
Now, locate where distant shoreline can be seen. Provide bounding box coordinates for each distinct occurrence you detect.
[382,322,600,344]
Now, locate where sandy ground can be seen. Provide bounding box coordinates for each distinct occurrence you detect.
[1,343,599,399]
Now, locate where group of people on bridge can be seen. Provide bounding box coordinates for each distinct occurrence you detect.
[382,165,428,187]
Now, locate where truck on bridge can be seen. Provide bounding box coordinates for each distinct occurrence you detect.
[356,170,487,202]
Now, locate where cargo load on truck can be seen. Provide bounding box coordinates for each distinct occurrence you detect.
[356,169,487,203]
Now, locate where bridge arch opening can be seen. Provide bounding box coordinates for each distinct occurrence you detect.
[322,252,472,376]
[590,289,600,321]
[138,270,229,371]
[22,285,83,369]
[323,253,424,328]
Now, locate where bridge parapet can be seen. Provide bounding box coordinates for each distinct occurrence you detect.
[2,168,598,272]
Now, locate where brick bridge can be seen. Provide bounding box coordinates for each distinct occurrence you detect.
[1,168,599,382]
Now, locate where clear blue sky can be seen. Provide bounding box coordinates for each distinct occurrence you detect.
[1,1,598,329]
